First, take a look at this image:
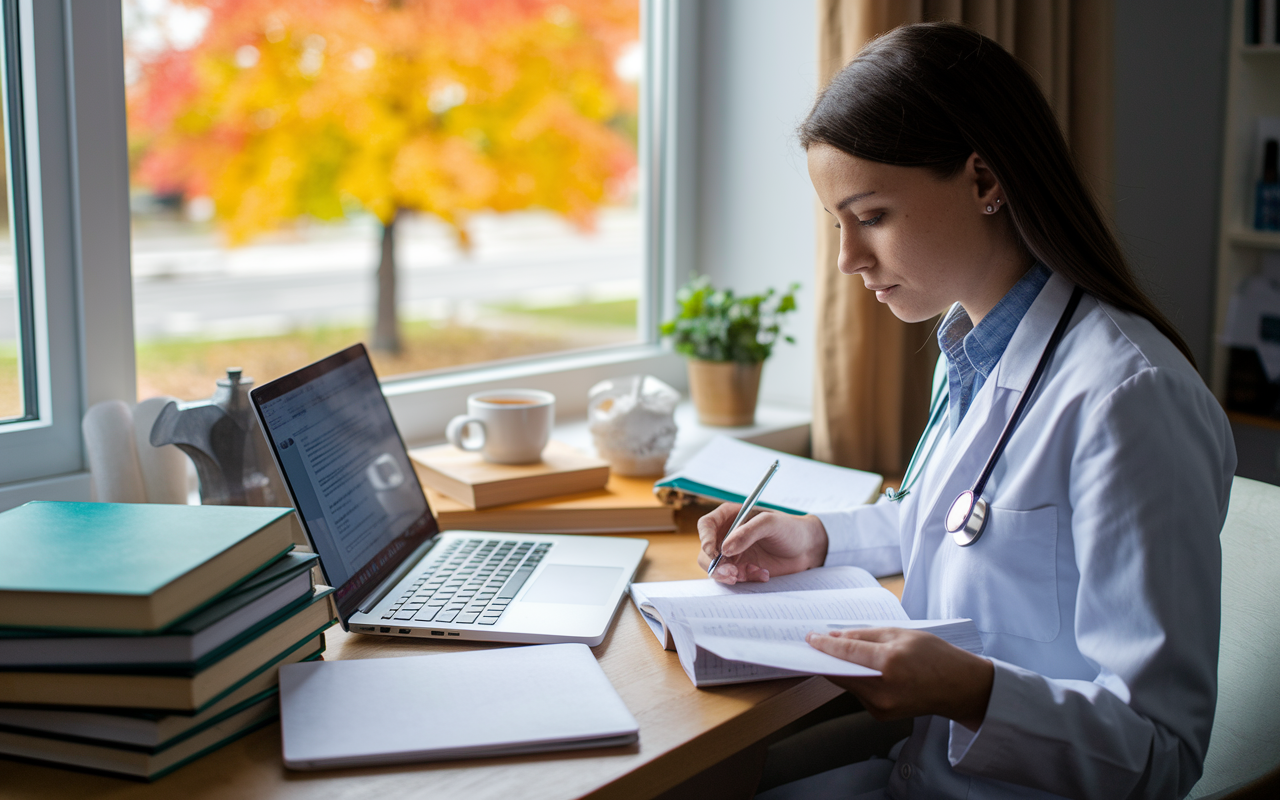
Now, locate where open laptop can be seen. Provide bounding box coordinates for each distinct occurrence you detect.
[249,343,647,646]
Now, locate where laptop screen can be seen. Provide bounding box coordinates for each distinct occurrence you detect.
[251,344,438,619]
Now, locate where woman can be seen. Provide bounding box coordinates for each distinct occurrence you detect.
[698,23,1235,800]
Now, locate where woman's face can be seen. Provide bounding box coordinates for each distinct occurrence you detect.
[806,144,1023,325]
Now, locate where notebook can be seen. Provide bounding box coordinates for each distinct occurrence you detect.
[653,436,883,514]
[278,643,638,769]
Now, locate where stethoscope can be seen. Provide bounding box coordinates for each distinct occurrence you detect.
[885,285,1084,547]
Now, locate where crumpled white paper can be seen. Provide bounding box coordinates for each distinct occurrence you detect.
[588,375,680,476]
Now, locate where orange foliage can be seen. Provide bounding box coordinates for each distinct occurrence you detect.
[128,0,640,243]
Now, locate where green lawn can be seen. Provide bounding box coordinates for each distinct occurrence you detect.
[136,302,638,401]
[488,298,637,327]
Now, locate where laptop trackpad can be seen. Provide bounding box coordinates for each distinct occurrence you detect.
[520,565,623,606]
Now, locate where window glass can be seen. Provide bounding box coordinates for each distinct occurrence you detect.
[0,9,24,423]
[124,0,642,402]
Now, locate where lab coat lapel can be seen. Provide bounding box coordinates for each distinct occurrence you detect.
[914,272,1077,546]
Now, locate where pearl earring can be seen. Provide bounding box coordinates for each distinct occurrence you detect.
[985,204,994,213]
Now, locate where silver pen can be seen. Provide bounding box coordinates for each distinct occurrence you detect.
[707,460,780,576]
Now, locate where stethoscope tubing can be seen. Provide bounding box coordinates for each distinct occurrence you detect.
[966,285,1084,501]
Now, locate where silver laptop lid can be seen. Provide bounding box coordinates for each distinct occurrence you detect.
[250,344,439,621]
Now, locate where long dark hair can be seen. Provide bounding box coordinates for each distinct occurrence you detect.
[799,22,1195,365]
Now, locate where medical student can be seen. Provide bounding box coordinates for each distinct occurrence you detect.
[697,23,1236,800]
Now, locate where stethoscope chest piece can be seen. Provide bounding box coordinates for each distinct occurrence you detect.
[946,490,988,546]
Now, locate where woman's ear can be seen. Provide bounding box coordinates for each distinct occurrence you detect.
[967,153,1003,214]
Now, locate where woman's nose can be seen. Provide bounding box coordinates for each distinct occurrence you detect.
[837,231,871,275]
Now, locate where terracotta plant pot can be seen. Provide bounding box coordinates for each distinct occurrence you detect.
[685,359,763,427]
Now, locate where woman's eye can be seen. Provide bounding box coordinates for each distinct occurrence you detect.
[858,214,883,227]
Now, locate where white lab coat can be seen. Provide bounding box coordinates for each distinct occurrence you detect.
[815,272,1237,800]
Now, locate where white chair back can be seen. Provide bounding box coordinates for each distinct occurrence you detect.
[1189,477,1280,798]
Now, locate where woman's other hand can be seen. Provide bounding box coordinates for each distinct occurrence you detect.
[806,628,994,731]
[696,503,829,584]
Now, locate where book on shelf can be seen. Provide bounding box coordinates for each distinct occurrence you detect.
[0,692,280,781]
[630,566,981,687]
[0,589,336,711]
[409,440,610,509]
[0,552,319,668]
[653,437,883,514]
[425,474,675,533]
[0,502,302,632]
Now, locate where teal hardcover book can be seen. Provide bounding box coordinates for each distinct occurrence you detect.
[0,502,302,632]
[0,552,320,668]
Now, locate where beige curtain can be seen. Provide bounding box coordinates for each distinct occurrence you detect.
[812,0,1114,476]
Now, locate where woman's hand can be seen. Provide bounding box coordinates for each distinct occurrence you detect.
[696,503,829,584]
[806,628,994,731]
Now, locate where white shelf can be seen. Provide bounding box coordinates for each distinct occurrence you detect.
[1227,226,1280,249]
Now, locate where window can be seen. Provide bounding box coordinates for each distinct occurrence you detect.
[0,0,110,493]
[1,0,695,497]
[0,0,29,424]
[123,0,648,403]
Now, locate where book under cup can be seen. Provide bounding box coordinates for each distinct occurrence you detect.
[630,566,982,687]
[0,502,303,632]
[409,440,611,509]
[425,474,675,533]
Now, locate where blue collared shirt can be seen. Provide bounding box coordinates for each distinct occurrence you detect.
[937,262,1052,431]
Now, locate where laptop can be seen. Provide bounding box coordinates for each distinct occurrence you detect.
[249,343,647,646]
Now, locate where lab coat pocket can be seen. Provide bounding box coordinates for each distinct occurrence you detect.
[939,505,1060,642]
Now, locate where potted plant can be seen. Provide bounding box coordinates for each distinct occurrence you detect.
[660,275,799,426]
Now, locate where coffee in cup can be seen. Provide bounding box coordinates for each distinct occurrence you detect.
[445,390,555,464]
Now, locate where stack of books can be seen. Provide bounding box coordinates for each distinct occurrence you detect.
[0,501,338,780]
[411,441,675,533]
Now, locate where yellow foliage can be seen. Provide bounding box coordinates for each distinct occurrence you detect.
[129,0,639,243]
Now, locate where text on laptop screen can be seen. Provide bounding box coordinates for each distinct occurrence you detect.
[256,350,434,609]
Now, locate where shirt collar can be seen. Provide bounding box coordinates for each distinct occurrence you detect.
[937,261,1053,379]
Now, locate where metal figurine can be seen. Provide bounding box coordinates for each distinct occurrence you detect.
[149,368,288,506]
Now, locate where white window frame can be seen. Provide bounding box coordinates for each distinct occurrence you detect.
[0,0,697,503]
[0,0,135,507]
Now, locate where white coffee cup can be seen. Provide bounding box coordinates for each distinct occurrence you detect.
[445,390,555,464]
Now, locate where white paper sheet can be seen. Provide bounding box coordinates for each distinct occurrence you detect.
[649,587,910,625]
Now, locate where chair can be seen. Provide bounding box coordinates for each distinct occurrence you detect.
[1188,477,1280,799]
[82,398,192,504]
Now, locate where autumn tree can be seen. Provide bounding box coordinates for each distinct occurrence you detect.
[128,0,639,352]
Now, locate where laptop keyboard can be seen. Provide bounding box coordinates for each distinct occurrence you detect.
[383,538,552,626]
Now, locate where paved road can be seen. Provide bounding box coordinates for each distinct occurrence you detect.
[0,212,642,342]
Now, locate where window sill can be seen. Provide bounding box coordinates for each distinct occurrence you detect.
[390,344,688,445]
[554,400,811,474]
[0,471,91,513]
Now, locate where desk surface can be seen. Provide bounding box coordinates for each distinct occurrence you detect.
[1,532,903,800]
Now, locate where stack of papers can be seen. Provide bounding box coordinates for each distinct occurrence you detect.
[631,567,982,687]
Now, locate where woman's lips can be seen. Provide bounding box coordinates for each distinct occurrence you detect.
[867,284,897,301]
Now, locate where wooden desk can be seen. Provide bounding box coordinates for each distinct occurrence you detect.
[1,533,903,800]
